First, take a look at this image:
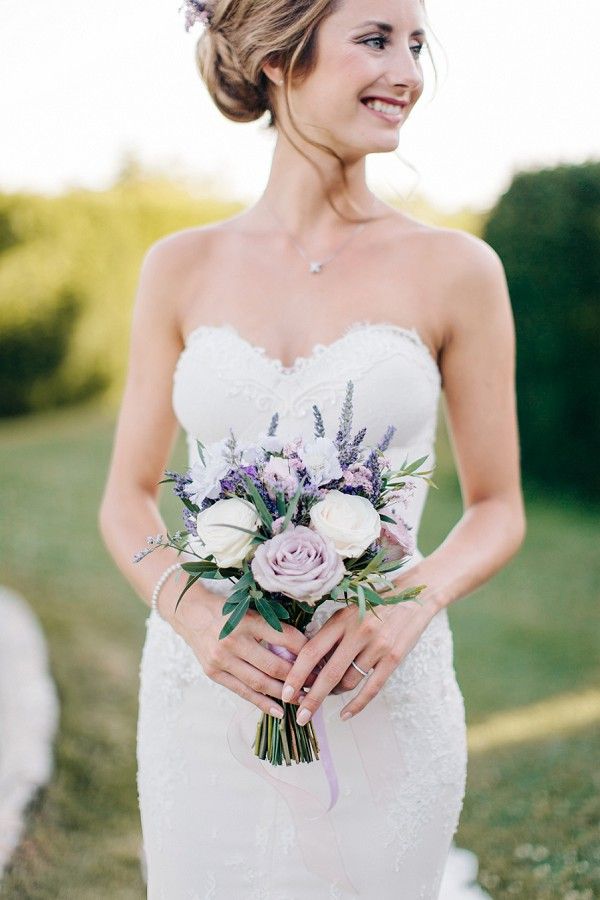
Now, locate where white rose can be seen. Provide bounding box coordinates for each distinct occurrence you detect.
[309,489,381,558]
[190,497,261,568]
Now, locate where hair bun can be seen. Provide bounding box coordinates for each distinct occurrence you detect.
[196,27,270,123]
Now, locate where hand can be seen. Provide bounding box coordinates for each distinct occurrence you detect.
[281,598,438,725]
[162,584,308,718]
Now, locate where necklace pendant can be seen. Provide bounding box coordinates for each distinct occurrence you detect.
[309,261,322,274]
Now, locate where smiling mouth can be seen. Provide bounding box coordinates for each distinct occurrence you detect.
[360,97,406,120]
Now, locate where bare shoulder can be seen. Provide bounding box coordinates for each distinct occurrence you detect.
[421,225,508,318]
[402,221,509,341]
[136,221,228,338]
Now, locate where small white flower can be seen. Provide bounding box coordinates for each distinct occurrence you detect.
[184,437,231,505]
[297,437,342,486]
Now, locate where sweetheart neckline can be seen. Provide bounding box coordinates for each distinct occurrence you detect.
[178,319,441,382]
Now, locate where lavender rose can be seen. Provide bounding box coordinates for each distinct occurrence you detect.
[251,525,345,606]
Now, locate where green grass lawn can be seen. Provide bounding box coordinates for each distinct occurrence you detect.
[0,402,598,899]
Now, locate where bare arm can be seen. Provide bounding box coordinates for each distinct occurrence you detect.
[98,233,307,716]
[386,231,527,612]
[281,232,527,721]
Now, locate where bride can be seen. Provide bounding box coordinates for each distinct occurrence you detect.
[99,0,526,896]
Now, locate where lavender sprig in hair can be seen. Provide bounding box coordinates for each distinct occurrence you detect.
[179,0,213,31]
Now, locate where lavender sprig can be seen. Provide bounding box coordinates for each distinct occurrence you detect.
[378,424,396,452]
[339,425,368,468]
[334,380,354,454]
[312,404,326,439]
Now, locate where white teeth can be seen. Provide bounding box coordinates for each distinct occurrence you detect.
[364,99,403,115]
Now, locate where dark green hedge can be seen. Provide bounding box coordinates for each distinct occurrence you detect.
[483,160,600,502]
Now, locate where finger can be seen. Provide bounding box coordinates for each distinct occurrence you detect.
[339,659,392,720]
[333,651,376,694]
[253,618,308,656]
[225,657,288,703]
[213,669,284,718]
[242,640,294,681]
[281,624,343,704]
[293,642,364,725]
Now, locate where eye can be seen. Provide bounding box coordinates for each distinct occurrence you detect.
[411,42,425,58]
[361,35,389,51]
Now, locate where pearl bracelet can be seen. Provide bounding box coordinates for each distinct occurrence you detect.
[151,562,183,618]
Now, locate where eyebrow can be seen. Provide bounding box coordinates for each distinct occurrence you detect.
[355,20,427,38]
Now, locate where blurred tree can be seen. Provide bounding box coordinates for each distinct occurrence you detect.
[483,160,600,503]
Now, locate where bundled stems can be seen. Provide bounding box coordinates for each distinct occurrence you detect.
[253,701,320,766]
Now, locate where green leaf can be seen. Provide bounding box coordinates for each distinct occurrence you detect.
[362,585,385,606]
[255,596,284,632]
[275,491,286,516]
[268,599,290,620]
[222,592,248,614]
[378,558,408,573]
[356,584,367,621]
[359,548,387,576]
[174,573,202,612]
[379,513,396,524]
[219,597,251,639]
[281,477,305,531]
[402,454,429,474]
[206,522,261,537]
[180,561,218,574]
[241,473,273,531]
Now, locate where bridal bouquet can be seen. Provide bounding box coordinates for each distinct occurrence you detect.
[134,381,435,766]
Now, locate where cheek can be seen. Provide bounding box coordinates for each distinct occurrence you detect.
[308,49,377,109]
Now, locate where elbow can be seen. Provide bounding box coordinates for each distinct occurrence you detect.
[510,498,527,556]
[97,498,112,542]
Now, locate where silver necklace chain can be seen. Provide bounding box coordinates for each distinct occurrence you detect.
[265,197,377,274]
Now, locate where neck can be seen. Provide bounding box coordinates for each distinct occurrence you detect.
[257,133,377,239]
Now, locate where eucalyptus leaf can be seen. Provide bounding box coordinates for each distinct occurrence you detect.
[356,584,367,621]
[255,596,284,632]
[219,597,251,639]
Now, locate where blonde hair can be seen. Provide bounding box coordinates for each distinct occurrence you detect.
[194,0,437,220]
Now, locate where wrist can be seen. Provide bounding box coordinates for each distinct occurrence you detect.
[162,580,222,634]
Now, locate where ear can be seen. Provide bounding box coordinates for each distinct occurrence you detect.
[262,54,284,87]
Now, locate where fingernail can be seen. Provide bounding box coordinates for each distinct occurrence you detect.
[296,707,311,726]
[282,685,294,703]
[270,706,284,719]
[340,710,352,721]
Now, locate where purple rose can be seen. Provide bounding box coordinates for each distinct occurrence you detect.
[251,525,345,606]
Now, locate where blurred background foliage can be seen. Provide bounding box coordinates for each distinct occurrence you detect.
[1,158,598,503]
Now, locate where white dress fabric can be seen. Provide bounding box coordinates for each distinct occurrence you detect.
[136,320,492,899]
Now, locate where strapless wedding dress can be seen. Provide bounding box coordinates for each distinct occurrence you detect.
[136,320,492,899]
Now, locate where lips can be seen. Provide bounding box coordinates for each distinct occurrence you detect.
[360,96,408,108]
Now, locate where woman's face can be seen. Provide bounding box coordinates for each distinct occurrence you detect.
[282,0,426,160]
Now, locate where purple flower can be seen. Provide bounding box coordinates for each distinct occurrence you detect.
[251,525,345,606]
[180,0,212,32]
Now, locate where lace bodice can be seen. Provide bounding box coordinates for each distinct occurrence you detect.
[172,319,441,541]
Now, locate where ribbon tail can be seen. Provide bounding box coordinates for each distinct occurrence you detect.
[311,705,339,812]
[227,698,359,897]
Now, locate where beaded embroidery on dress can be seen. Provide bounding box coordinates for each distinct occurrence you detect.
[136,321,492,899]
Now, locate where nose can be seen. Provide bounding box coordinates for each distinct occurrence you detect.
[388,45,424,94]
